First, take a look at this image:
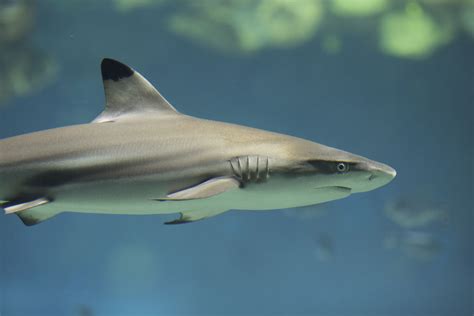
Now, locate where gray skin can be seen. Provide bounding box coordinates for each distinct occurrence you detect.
[0,59,396,225]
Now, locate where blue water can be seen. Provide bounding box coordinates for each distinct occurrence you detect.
[0,2,473,316]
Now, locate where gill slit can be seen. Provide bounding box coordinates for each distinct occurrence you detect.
[255,156,260,181]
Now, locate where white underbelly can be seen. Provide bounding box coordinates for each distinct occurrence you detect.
[49,178,351,215]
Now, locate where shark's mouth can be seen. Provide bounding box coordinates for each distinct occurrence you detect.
[315,186,352,193]
[311,186,352,202]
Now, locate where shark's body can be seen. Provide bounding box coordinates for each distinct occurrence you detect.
[0,59,396,225]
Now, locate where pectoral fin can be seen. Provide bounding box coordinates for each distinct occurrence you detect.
[2,197,50,214]
[165,209,228,225]
[1,197,60,226]
[155,177,240,201]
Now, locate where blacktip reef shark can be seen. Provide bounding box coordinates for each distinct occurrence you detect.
[0,58,396,226]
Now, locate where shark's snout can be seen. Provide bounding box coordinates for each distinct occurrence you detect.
[357,161,396,192]
[370,162,396,180]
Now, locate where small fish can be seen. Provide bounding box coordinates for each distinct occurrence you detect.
[384,197,447,228]
[314,233,334,262]
[77,305,93,316]
[0,58,396,225]
[384,231,441,261]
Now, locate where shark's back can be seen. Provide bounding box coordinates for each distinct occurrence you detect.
[0,114,293,170]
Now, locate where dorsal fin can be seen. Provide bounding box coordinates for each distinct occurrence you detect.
[93,58,179,123]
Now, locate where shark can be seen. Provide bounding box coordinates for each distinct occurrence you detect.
[0,58,396,226]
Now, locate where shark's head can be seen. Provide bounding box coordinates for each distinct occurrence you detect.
[300,144,397,194]
[252,137,397,208]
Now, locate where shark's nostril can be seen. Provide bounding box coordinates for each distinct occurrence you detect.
[368,174,376,181]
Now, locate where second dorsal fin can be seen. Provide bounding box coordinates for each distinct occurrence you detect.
[93,58,179,123]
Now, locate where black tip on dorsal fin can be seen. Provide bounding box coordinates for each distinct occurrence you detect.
[93,58,179,123]
[101,58,134,82]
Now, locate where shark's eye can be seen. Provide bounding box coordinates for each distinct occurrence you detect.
[336,162,348,173]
